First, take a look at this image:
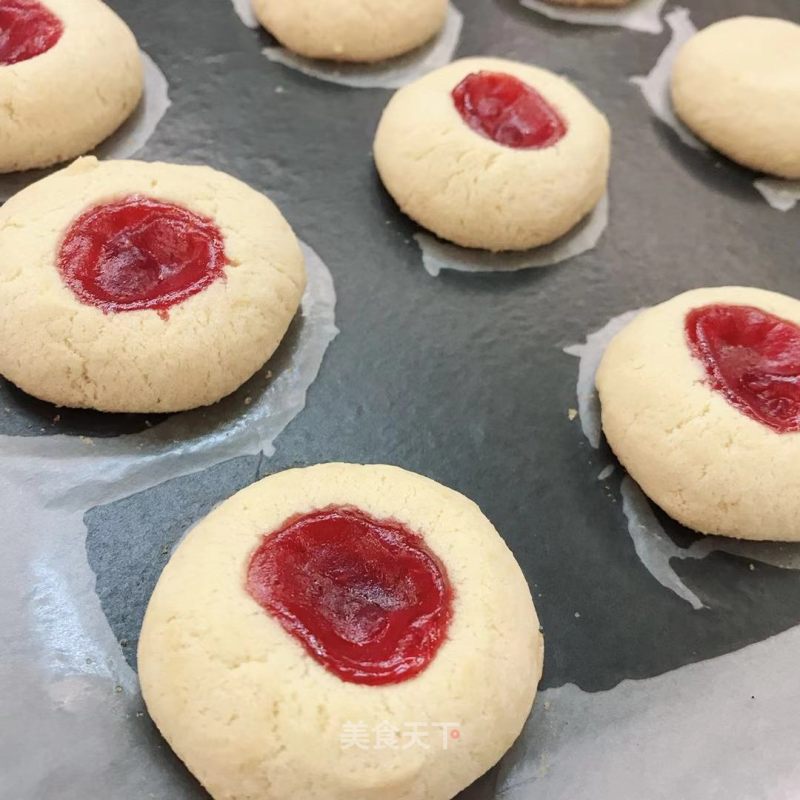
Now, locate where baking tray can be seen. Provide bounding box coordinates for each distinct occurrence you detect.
[2,0,800,797]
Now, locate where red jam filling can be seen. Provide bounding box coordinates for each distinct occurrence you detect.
[685,304,800,433]
[0,0,63,66]
[452,70,567,149]
[57,196,228,314]
[246,506,453,686]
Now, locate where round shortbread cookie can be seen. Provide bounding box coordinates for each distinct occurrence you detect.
[0,0,143,173]
[597,287,800,541]
[671,16,800,179]
[374,57,610,252]
[250,0,448,63]
[138,463,543,800]
[0,157,306,412]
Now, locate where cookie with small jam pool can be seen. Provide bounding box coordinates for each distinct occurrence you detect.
[0,0,143,173]
[374,57,610,252]
[0,157,306,412]
[138,463,543,800]
[597,287,800,541]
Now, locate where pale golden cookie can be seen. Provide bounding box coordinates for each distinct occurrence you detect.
[0,157,306,412]
[374,57,610,252]
[250,0,448,63]
[671,17,800,179]
[597,287,800,541]
[139,463,543,800]
[0,0,143,173]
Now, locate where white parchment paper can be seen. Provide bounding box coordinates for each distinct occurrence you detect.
[0,51,170,203]
[754,178,800,213]
[520,0,666,35]
[493,624,800,799]
[230,0,258,28]
[416,193,609,277]
[632,8,800,212]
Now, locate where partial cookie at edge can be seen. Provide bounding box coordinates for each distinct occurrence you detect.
[0,0,144,173]
[597,286,800,541]
[671,16,800,179]
[250,0,448,62]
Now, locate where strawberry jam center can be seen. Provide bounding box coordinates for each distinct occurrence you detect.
[246,506,453,686]
[685,304,800,433]
[452,70,567,149]
[57,196,228,314]
[0,0,63,66]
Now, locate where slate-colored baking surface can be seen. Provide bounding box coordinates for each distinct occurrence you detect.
[3,0,799,792]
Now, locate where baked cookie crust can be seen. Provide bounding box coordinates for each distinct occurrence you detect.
[139,463,543,800]
[0,157,306,412]
[374,57,610,252]
[671,17,800,179]
[597,287,800,541]
[251,0,448,63]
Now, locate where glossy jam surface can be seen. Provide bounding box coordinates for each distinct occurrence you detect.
[58,196,228,314]
[685,304,800,433]
[452,70,567,149]
[246,506,453,685]
[0,0,63,66]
